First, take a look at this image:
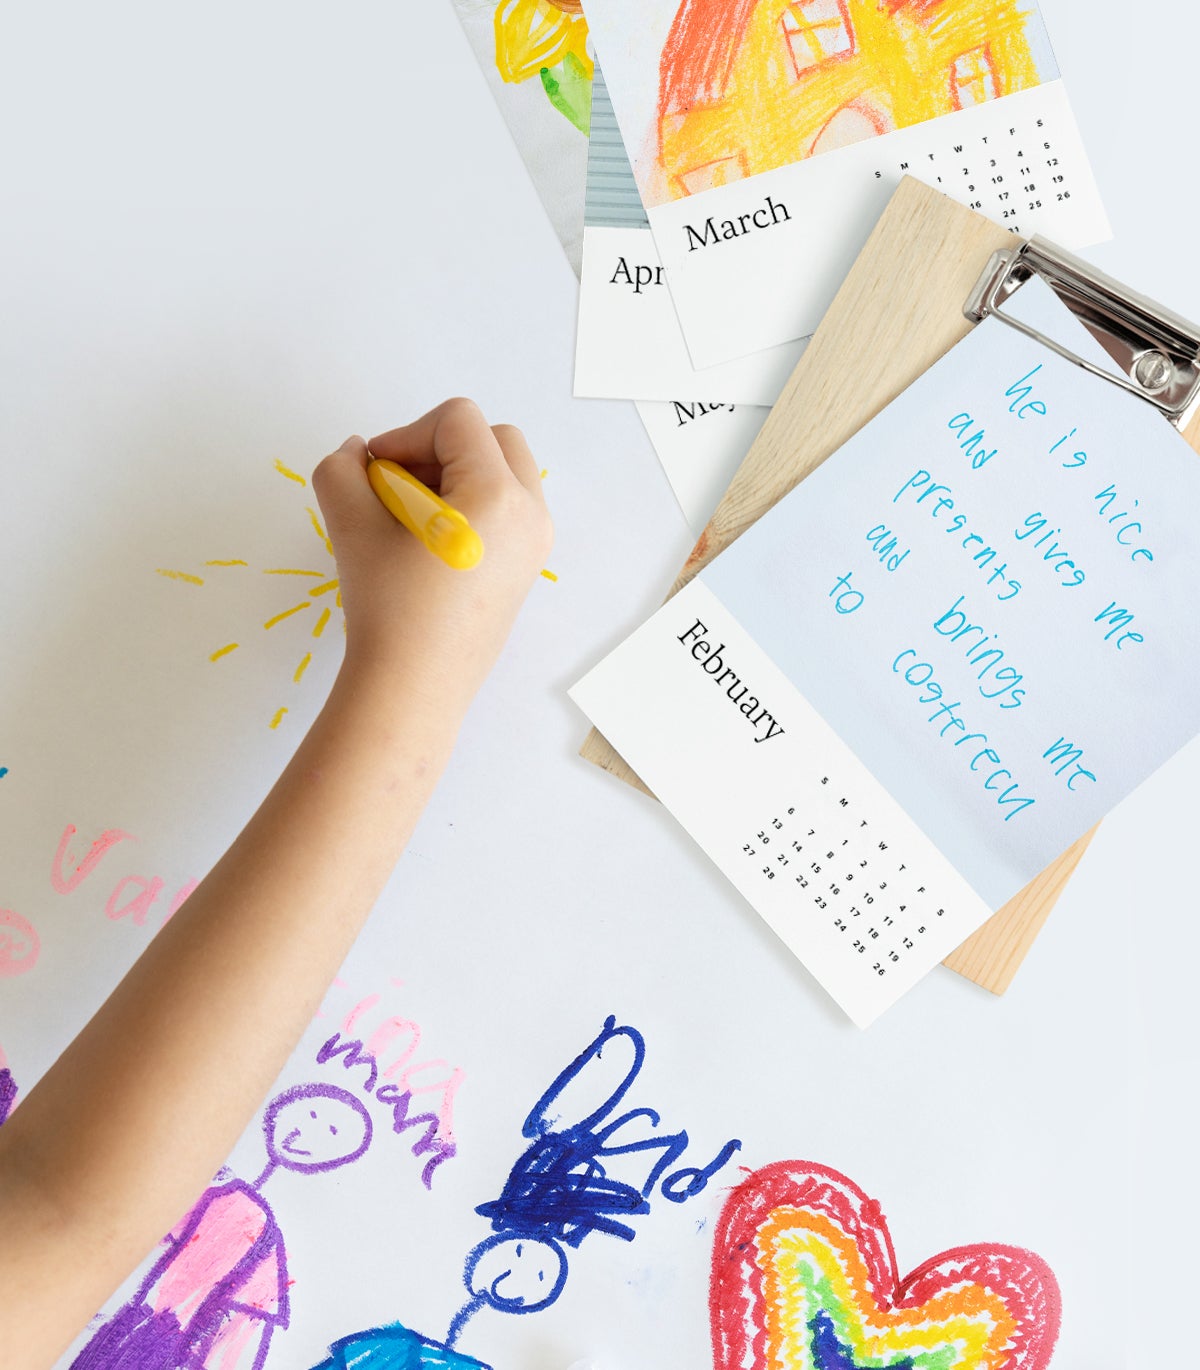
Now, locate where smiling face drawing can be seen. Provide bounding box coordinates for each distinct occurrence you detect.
[262,1082,373,1175]
[465,1234,568,1314]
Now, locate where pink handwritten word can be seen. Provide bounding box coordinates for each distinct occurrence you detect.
[0,909,40,977]
[50,824,135,894]
[52,824,197,927]
[313,986,465,1189]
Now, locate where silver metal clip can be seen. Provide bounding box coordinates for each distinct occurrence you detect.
[964,237,1200,430]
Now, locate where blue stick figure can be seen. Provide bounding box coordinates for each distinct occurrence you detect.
[446,1016,740,1347]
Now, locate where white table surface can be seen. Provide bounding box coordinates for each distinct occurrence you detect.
[1,4,1195,1368]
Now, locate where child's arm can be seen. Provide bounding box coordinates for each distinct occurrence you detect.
[0,400,552,1368]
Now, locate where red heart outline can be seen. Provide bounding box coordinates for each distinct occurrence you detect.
[710,1161,1061,1369]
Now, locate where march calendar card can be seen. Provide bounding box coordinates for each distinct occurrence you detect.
[581,0,1109,367]
[574,64,803,403]
[572,280,1200,1025]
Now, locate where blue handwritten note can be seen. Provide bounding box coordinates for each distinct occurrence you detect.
[572,281,1200,1025]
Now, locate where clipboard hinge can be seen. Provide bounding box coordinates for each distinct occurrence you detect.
[965,237,1200,430]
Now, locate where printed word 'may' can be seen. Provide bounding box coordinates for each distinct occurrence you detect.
[672,400,735,428]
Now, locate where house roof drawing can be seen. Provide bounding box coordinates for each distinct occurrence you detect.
[654,0,1045,201]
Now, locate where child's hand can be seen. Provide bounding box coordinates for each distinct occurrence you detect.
[312,398,553,719]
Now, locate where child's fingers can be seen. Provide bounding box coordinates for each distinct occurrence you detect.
[386,461,445,491]
[490,423,545,497]
[368,399,510,491]
[311,436,393,533]
[326,434,370,472]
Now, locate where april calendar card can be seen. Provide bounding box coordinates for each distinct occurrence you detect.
[571,279,1200,1026]
[580,0,1110,368]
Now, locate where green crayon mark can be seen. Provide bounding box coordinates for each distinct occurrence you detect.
[540,52,592,134]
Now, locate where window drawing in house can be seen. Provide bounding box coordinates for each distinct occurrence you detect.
[780,0,855,80]
[952,45,1001,107]
[655,0,1051,204]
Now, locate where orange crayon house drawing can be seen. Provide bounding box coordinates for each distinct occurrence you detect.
[656,0,1043,200]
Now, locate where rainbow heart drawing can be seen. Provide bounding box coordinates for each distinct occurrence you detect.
[710,1161,1060,1369]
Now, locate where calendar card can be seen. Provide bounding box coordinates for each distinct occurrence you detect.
[575,65,803,403]
[572,281,1200,1025]
[635,398,770,532]
[581,0,1109,368]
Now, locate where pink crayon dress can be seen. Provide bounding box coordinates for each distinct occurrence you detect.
[73,1179,289,1370]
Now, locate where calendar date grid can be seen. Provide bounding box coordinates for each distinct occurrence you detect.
[738,776,947,980]
[871,110,1077,241]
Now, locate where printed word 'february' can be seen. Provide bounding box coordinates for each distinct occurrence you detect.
[678,619,785,744]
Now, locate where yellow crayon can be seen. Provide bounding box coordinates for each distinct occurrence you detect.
[366,458,484,571]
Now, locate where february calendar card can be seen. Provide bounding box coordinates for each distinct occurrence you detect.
[572,280,1200,1025]
[581,0,1109,367]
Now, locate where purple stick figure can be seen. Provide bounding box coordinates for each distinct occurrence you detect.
[73,1082,372,1370]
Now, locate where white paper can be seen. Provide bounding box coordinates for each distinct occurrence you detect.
[0,6,1158,1368]
[575,225,803,401]
[574,281,1200,1023]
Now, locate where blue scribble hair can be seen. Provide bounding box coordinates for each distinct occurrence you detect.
[474,1017,658,1246]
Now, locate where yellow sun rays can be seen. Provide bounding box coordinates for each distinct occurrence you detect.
[157,462,341,729]
[160,458,557,728]
[274,458,306,485]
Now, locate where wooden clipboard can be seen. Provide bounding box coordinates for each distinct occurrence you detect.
[581,175,1200,995]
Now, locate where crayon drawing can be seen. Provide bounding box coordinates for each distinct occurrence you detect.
[646,0,1051,204]
[313,982,464,1189]
[0,1050,17,1125]
[315,1016,742,1369]
[710,1160,1060,1369]
[156,461,341,731]
[494,0,594,133]
[0,907,40,977]
[73,1083,372,1370]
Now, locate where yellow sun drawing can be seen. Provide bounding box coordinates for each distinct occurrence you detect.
[156,459,341,730]
[157,460,557,728]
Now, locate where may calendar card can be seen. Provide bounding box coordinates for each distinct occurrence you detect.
[635,398,770,532]
[580,0,1109,368]
[575,64,803,403]
[571,279,1200,1026]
